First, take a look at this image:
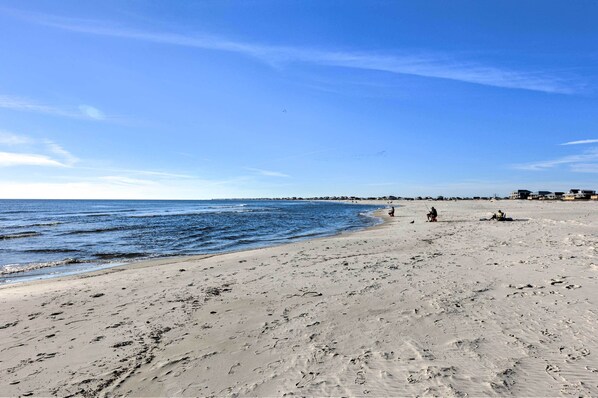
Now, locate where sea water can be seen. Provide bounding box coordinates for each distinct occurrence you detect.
[0,200,382,284]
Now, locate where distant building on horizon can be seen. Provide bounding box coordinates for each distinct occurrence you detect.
[563,189,596,201]
[528,191,552,200]
[510,190,532,200]
[544,192,564,200]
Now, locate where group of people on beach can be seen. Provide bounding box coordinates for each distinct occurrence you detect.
[388,205,511,222]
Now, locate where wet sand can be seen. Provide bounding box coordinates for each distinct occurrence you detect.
[1,200,597,396]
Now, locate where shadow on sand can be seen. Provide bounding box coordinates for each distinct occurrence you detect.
[433,219,530,223]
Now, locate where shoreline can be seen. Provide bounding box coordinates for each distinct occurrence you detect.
[1,200,597,396]
[0,207,389,290]
[1,202,386,287]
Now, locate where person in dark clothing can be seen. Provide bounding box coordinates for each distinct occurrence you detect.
[427,206,437,222]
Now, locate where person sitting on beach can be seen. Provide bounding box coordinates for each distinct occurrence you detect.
[388,206,395,217]
[427,206,437,222]
[490,210,505,221]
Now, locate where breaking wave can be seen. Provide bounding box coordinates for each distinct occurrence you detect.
[0,258,84,275]
[63,226,136,235]
[94,252,149,260]
[0,231,41,240]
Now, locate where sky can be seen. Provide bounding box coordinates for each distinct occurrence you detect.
[0,0,597,199]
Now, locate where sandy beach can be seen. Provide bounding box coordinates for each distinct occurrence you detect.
[1,200,597,396]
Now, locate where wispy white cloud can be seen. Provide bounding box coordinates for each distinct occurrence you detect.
[570,163,598,173]
[0,151,68,167]
[0,94,107,121]
[126,169,194,178]
[0,178,264,199]
[0,94,74,117]
[79,166,195,179]
[85,167,255,188]
[561,139,598,146]
[15,12,575,94]
[512,147,598,172]
[99,175,156,185]
[78,105,105,120]
[0,131,79,167]
[45,140,78,166]
[0,130,31,145]
[246,167,290,178]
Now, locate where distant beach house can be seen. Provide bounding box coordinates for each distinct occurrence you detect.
[563,189,596,201]
[544,192,564,200]
[563,189,579,201]
[527,191,552,200]
[510,190,532,200]
[508,189,598,201]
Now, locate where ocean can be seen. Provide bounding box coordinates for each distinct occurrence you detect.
[0,200,382,284]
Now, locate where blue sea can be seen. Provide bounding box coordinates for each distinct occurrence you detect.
[0,200,382,284]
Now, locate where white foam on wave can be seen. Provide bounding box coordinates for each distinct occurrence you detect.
[0,231,42,240]
[359,209,385,226]
[0,258,83,275]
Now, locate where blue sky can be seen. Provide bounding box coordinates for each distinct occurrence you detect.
[0,1,597,199]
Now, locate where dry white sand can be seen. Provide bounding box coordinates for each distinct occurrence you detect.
[1,200,597,396]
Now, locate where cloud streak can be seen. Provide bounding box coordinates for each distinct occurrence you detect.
[570,163,598,173]
[0,94,107,121]
[19,12,575,94]
[0,151,68,167]
[0,94,74,117]
[79,167,195,179]
[78,105,105,120]
[99,176,156,185]
[512,147,598,172]
[561,139,598,146]
[45,140,78,166]
[246,167,290,178]
[0,131,79,168]
[0,131,31,145]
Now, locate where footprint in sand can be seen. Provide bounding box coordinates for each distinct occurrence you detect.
[228,362,241,374]
[112,341,133,348]
[545,364,562,381]
[355,371,366,385]
[560,346,591,361]
[509,283,534,290]
[0,320,19,329]
[565,284,581,289]
[295,371,317,388]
